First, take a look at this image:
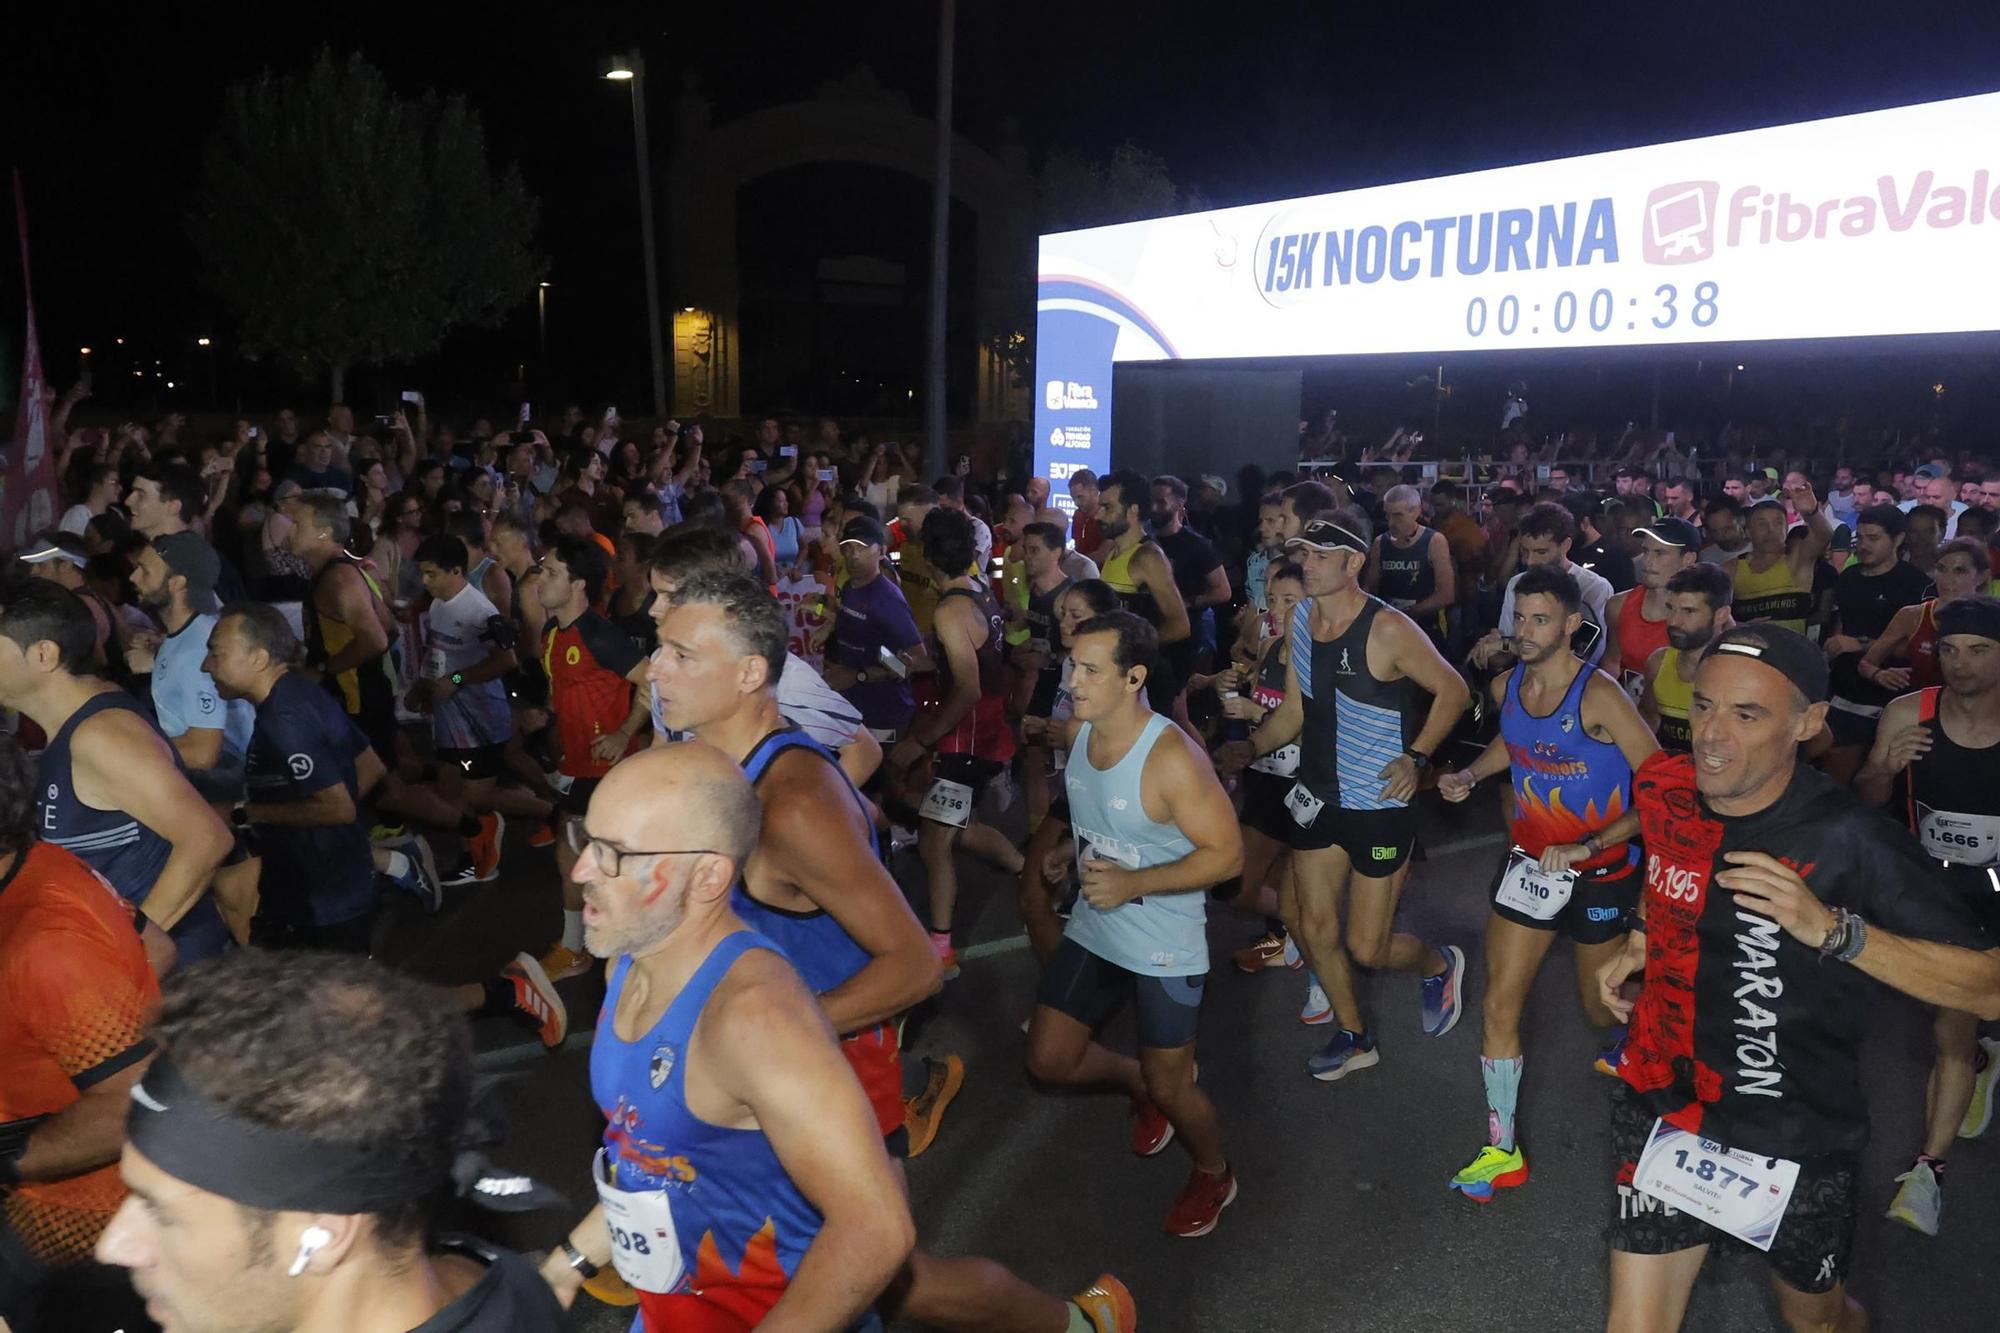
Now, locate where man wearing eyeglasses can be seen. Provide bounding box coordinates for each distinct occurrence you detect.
[649,569,1137,1333]
[542,743,914,1329]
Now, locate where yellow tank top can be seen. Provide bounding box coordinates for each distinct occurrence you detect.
[315,564,388,714]
[1101,542,1140,593]
[1653,647,1694,752]
[1730,555,1811,634]
[1001,554,1031,647]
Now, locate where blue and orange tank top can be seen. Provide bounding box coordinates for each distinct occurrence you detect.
[1500,661,1636,871]
[591,932,822,1330]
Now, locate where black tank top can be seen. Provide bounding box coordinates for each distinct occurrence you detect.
[936,585,1006,698]
[1906,686,2000,872]
[1375,527,1437,606]
[1294,597,1415,809]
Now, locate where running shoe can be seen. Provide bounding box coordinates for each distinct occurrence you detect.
[470,812,504,880]
[545,771,575,795]
[368,821,409,845]
[538,944,593,982]
[1300,979,1332,1026]
[1959,1036,2000,1139]
[1070,1273,1137,1333]
[502,952,568,1049]
[1232,932,1290,973]
[1593,1026,1629,1078]
[1282,933,1301,968]
[1449,1144,1530,1203]
[904,1054,967,1159]
[1307,1029,1380,1083]
[1129,1094,1175,1156]
[1164,1164,1237,1237]
[1886,1161,1942,1236]
[1421,944,1466,1038]
[527,820,557,850]
[383,837,443,914]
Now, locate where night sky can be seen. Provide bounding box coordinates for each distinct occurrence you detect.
[9,1,2000,430]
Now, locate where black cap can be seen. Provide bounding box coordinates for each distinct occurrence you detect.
[839,516,888,547]
[1631,517,1699,550]
[1285,518,1369,554]
[1708,624,1829,704]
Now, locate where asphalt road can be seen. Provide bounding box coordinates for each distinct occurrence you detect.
[384,782,2000,1333]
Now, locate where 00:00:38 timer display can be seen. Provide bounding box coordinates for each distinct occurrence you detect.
[1465,282,1719,339]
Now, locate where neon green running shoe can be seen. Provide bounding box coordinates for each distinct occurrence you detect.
[1449,1144,1529,1203]
[1959,1036,2000,1140]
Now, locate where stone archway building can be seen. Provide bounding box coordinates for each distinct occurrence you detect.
[665,71,1035,424]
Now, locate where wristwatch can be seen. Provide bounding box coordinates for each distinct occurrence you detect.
[1403,748,1432,770]
[857,666,871,684]
[558,1238,599,1279]
[449,671,465,687]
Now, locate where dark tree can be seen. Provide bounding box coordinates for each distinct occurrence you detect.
[189,50,545,401]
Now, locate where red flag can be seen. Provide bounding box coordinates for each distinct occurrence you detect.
[5,169,57,551]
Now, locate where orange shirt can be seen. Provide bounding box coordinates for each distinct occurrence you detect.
[1,842,159,1263]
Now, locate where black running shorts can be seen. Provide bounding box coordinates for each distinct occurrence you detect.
[1607,1083,1858,1296]
[1288,803,1416,875]
[1239,769,1296,844]
[1488,850,1640,945]
[1036,935,1204,1050]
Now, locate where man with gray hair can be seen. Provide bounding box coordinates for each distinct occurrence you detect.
[1365,483,1455,651]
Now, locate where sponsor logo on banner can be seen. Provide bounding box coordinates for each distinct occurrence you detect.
[1044,380,1099,411]
[1644,182,1720,263]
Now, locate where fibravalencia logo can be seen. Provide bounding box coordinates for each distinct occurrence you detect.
[1045,380,1099,411]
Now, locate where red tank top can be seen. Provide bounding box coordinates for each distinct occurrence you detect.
[1616,589,1670,680]
[1907,600,1941,690]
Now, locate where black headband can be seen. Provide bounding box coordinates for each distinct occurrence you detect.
[128,1055,564,1215]
[1936,597,2000,645]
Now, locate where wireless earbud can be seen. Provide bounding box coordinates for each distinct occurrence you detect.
[288,1225,332,1278]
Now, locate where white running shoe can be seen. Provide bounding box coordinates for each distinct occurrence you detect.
[1886,1162,1942,1237]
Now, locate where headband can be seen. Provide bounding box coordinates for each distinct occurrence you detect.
[1936,597,2000,645]
[128,1055,563,1215]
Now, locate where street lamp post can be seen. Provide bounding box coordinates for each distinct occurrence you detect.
[606,50,669,421]
[537,282,550,396]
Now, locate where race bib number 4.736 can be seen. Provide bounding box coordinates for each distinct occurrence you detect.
[920,778,974,828]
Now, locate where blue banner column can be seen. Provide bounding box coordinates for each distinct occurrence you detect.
[1031,297,1118,518]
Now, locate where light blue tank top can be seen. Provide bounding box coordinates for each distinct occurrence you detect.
[1060,713,1204,976]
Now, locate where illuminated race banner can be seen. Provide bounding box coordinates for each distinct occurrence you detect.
[1033,92,2000,496]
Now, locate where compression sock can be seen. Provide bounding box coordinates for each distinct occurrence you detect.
[562,909,584,951]
[1482,1055,1525,1152]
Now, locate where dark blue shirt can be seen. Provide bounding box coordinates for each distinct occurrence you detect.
[246,671,376,927]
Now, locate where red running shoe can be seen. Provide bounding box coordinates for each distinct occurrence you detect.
[1164,1163,1237,1238]
[1129,1095,1174,1157]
